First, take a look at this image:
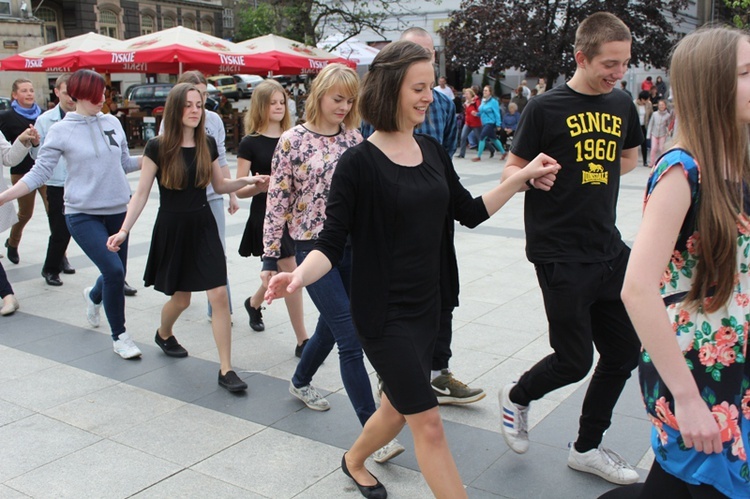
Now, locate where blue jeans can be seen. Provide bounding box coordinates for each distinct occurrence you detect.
[458,124,481,157]
[66,212,128,340]
[293,244,376,426]
[207,197,232,317]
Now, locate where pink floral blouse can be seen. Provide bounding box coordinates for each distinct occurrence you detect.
[262,124,362,263]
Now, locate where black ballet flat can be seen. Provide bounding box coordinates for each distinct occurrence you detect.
[341,453,387,499]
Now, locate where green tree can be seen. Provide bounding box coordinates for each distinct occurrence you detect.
[722,0,750,27]
[235,0,410,46]
[441,0,688,86]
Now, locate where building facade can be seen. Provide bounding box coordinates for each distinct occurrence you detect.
[0,0,233,104]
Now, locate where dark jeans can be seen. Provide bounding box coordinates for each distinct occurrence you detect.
[511,247,640,451]
[0,261,12,298]
[292,243,376,426]
[431,308,453,370]
[66,212,128,340]
[598,460,727,499]
[640,125,648,165]
[498,128,515,150]
[43,186,72,275]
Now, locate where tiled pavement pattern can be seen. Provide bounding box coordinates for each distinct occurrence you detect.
[0,151,656,498]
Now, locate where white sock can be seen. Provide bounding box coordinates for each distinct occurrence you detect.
[431,369,446,380]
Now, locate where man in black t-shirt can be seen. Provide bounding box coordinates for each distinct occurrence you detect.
[499,12,643,485]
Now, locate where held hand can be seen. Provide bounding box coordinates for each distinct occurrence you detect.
[674,395,723,455]
[523,153,561,192]
[260,269,277,288]
[255,173,269,193]
[265,272,302,304]
[18,126,39,147]
[106,231,127,252]
[228,194,239,215]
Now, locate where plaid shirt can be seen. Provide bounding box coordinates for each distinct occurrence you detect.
[361,88,458,157]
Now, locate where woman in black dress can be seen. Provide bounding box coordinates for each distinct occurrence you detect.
[266,41,560,498]
[107,83,266,392]
[235,79,310,355]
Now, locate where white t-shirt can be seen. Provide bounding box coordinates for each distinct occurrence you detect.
[435,85,454,101]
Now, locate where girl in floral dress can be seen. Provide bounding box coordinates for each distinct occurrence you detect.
[620,27,750,498]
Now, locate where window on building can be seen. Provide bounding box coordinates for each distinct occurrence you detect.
[37,7,58,43]
[163,16,175,29]
[200,18,213,35]
[183,17,195,30]
[99,9,118,38]
[0,0,10,16]
[223,8,233,29]
[141,15,154,35]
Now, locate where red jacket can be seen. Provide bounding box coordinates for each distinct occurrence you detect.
[464,97,482,128]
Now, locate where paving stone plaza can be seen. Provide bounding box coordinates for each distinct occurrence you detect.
[0,152,655,498]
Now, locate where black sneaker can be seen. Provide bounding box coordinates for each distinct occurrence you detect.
[244,298,265,331]
[295,338,309,358]
[218,370,247,392]
[154,330,188,357]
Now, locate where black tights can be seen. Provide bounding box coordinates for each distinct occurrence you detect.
[598,460,728,499]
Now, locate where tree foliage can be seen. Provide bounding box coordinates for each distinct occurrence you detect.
[235,0,407,46]
[722,0,750,28]
[441,0,688,85]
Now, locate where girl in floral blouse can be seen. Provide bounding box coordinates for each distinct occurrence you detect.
[620,27,750,498]
[261,64,401,462]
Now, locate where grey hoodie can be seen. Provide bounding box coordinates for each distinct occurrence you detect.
[21,112,139,215]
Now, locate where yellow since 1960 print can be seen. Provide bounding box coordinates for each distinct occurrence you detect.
[568,112,620,163]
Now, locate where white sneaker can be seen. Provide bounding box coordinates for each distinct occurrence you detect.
[499,382,529,454]
[567,444,639,485]
[372,438,405,464]
[289,381,330,411]
[82,287,101,328]
[0,294,19,316]
[113,332,142,359]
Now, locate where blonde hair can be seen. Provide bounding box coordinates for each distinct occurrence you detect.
[463,88,476,98]
[305,63,360,130]
[243,79,291,136]
[670,26,750,312]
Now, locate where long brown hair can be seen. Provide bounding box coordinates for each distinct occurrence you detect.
[671,27,750,312]
[158,83,211,190]
[243,79,291,136]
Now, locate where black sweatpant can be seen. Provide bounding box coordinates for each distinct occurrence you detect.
[42,186,71,275]
[432,307,453,371]
[511,247,640,451]
[598,460,728,498]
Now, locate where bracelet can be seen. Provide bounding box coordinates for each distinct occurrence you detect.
[525,179,535,189]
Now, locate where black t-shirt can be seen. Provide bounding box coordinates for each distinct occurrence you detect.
[0,109,35,175]
[144,135,218,212]
[237,134,279,216]
[512,84,643,264]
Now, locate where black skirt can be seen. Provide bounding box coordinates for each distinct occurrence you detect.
[144,204,227,295]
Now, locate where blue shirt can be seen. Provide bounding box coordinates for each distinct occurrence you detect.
[361,88,458,157]
[501,111,520,131]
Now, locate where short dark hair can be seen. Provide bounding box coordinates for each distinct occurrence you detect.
[574,12,631,61]
[360,40,432,132]
[67,70,105,104]
[638,90,650,100]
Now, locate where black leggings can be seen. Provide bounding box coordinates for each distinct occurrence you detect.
[598,460,728,499]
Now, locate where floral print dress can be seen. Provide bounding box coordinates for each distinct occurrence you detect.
[641,148,750,497]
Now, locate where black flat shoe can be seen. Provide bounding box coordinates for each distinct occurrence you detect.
[123,281,137,296]
[5,240,18,264]
[218,370,247,392]
[244,298,265,331]
[61,256,76,274]
[154,330,188,357]
[42,271,63,286]
[295,338,309,359]
[341,453,387,499]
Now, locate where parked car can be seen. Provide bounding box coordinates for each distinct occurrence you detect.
[206,82,220,99]
[207,76,240,101]
[0,97,11,111]
[126,83,175,114]
[232,74,264,98]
